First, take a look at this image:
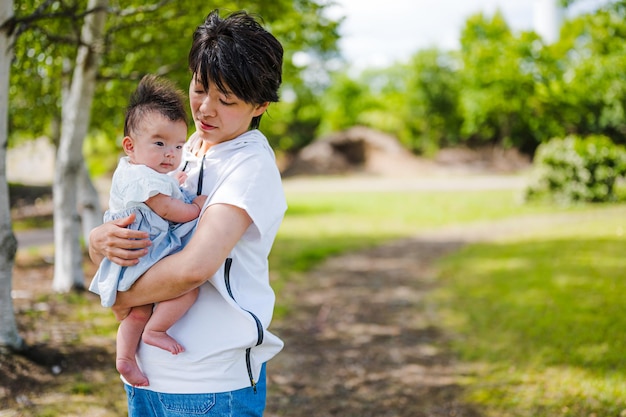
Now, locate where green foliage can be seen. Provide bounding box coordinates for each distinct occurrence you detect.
[269,87,323,152]
[316,71,384,137]
[310,2,626,158]
[9,0,341,166]
[10,0,626,164]
[548,6,626,142]
[457,12,567,154]
[402,49,462,154]
[434,207,626,416]
[525,135,626,203]
[9,0,79,144]
[83,131,121,177]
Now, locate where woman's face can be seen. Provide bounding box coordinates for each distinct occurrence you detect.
[189,77,268,147]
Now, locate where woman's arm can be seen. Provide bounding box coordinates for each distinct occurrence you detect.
[113,203,252,311]
[88,213,151,266]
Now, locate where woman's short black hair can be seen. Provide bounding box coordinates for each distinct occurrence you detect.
[188,10,284,129]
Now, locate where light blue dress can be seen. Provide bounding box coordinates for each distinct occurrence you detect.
[89,157,198,307]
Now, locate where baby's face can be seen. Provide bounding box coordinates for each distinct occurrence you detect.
[127,111,188,174]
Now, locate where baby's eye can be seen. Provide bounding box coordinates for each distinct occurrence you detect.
[155,141,165,146]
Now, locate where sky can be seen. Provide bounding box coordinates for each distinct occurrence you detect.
[327,0,612,70]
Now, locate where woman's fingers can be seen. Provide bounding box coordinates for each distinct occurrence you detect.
[95,213,151,264]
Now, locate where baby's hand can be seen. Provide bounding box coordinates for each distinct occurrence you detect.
[192,195,208,211]
[174,170,188,185]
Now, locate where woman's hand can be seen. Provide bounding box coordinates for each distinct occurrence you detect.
[112,203,252,309]
[88,213,151,266]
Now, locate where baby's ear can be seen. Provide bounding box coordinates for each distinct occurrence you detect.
[122,136,134,153]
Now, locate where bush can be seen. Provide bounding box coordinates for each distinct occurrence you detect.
[525,135,626,204]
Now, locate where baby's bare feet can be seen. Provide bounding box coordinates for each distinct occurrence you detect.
[117,357,149,387]
[143,330,185,355]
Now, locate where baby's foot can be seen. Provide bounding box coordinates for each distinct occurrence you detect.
[143,330,185,355]
[117,357,149,387]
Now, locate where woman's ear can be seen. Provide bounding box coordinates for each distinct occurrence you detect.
[253,102,270,117]
[122,136,134,154]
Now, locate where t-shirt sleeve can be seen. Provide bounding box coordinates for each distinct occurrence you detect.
[208,151,286,240]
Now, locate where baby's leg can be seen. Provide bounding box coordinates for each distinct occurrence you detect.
[142,288,199,354]
[116,304,153,387]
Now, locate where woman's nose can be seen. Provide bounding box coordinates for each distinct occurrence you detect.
[199,95,216,116]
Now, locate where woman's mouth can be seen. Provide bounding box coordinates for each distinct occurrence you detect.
[198,119,216,131]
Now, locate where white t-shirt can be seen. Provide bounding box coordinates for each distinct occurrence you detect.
[134,129,287,394]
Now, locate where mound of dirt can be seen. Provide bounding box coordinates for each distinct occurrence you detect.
[281,126,530,177]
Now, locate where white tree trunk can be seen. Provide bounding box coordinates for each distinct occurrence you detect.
[0,0,25,350]
[55,61,103,250]
[79,160,102,247]
[52,0,108,292]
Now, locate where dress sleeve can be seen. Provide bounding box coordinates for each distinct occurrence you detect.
[120,164,181,209]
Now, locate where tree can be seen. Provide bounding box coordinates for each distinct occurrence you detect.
[548,4,626,143]
[51,0,108,292]
[8,0,341,293]
[0,0,24,350]
[458,11,543,152]
[401,49,463,154]
[317,71,374,135]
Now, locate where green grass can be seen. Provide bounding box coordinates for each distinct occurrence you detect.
[433,206,626,417]
[272,189,564,277]
[13,184,626,416]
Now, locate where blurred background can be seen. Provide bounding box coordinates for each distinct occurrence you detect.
[6,0,625,185]
[3,1,626,416]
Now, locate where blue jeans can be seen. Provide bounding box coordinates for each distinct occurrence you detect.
[124,365,266,417]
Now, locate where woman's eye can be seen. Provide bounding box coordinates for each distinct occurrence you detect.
[220,99,234,106]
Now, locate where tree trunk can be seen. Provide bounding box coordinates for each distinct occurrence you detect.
[0,0,25,350]
[52,0,108,292]
[79,160,102,248]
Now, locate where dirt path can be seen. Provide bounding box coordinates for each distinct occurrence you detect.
[265,233,478,417]
[264,207,618,417]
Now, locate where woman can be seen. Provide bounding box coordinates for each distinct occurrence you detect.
[89,9,285,416]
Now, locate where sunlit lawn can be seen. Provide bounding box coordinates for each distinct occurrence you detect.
[272,188,565,277]
[433,205,626,417]
[12,183,626,416]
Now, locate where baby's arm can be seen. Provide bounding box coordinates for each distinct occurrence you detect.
[145,193,207,223]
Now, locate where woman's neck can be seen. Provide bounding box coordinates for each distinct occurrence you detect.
[197,140,213,156]
[189,134,214,157]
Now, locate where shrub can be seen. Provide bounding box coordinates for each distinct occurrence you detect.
[524,135,626,203]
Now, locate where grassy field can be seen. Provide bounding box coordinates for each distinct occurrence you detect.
[7,184,626,415]
[273,187,626,416]
[433,205,626,417]
[272,188,566,277]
